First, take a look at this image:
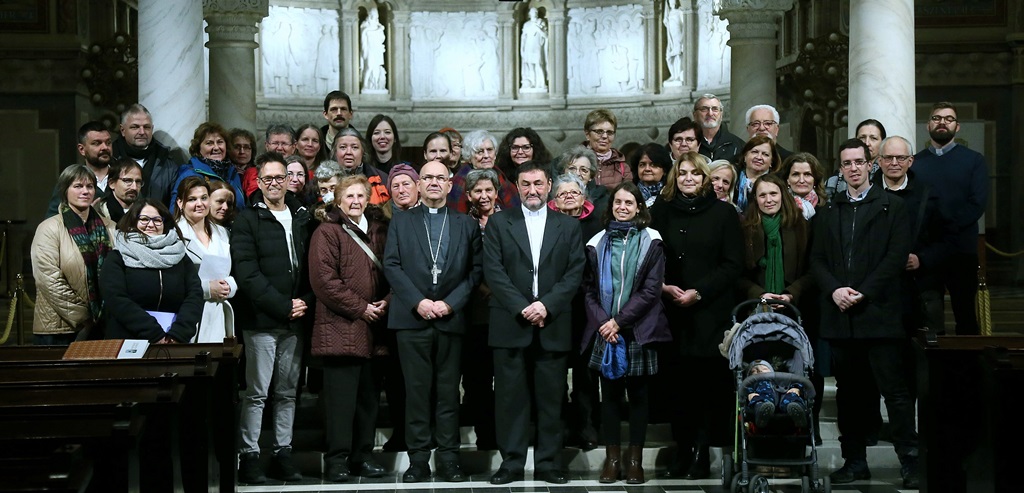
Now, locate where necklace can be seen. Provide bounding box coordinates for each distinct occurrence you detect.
[423,208,448,284]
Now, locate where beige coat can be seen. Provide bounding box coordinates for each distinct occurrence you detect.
[30,211,116,335]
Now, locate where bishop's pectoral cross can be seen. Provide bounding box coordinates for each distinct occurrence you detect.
[431,263,442,285]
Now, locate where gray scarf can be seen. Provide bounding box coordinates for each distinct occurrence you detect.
[115,231,186,268]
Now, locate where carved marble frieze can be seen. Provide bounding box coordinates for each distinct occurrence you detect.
[566,4,645,97]
[915,52,1013,86]
[259,5,339,98]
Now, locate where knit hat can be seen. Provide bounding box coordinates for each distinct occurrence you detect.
[749,359,774,376]
[388,163,419,190]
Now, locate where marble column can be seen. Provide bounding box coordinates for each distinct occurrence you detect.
[203,0,268,133]
[340,9,359,95]
[848,0,915,141]
[499,16,515,100]
[548,8,567,106]
[391,9,412,104]
[718,0,794,129]
[642,2,656,94]
[139,0,205,157]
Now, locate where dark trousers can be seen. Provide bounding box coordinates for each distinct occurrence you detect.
[831,339,918,462]
[322,359,378,466]
[942,254,979,335]
[493,339,568,473]
[460,323,495,445]
[373,330,406,446]
[568,346,601,441]
[396,327,463,463]
[33,333,77,346]
[668,355,734,448]
[600,375,650,446]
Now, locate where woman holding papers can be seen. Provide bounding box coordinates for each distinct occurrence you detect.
[100,198,203,343]
[175,176,237,342]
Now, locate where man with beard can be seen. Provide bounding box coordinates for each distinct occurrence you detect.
[321,91,354,156]
[692,94,744,163]
[745,104,794,160]
[483,161,585,485]
[113,104,178,206]
[383,160,483,483]
[911,102,988,336]
[45,121,113,218]
[96,158,143,223]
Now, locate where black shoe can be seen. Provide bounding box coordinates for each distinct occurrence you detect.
[268,448,303,481]
[402,461,431,483]
[437,461,466,482]
[351,459,386,478]
[382,436,408,452]
[489,468,524,485]
[324,463,351,483]
[901,458,920,489]
[755,401,776,428]
[660,448,693,478]
[238,452,266,484]
[683,445,710,480]
[786,402,807,428]
[535,470,570,484]
[830,459,871,484]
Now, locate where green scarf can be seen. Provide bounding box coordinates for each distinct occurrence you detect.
[758,214,784,295]
[61,204,112,322]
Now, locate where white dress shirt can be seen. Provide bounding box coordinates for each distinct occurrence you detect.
[522,205,547,298]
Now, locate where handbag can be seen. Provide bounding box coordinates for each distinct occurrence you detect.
[600,335,628,380]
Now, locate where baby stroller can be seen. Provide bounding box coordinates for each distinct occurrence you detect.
[721,298,829,493]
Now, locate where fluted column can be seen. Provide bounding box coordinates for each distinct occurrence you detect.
[203,0,268,132]
[718,0,794,128]
[391,9,411,102]
[548,8,566,106]
[848,0,915,140]
[499,17,516,100]
[642,2,656,94]
[139,0,205,155]
[340,9,359,95]
[1008,35,1024,282]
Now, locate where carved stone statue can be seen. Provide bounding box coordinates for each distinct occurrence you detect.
[663,0,685,84]
[360,7,387,93]
[520,7,548,91]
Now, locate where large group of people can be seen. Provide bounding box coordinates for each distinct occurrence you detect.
[30,92,990,490]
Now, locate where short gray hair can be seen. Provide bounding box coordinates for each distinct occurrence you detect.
[121,103,152,125]
[694,93,722,112]
[265,123,296,143]
[551,173,585,200]
[745,104,781,124]
[879,135,914,156]
[315,160,344,182]
[461,129,498,163]
[557,145,598,179]
[466,168,500,193]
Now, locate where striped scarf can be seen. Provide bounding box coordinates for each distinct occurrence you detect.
[61,205,111,322]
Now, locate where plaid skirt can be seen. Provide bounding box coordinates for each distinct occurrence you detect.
[587,331,659,377]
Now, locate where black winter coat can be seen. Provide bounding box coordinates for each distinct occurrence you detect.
[649,193,743,357]
[231,192,314,332]
[810,185,910,339]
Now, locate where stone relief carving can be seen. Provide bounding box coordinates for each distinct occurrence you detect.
[566,5,645,97]
[698,0,730,88]
[520,7,548,92]
[409,11,499,100]
[260,6,339,98]
[663,0,685,85]
[361,7,387,93]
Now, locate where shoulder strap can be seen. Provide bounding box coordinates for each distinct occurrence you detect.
[342,224,382,270]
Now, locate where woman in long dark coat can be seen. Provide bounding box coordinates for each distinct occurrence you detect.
[650,151,743,479]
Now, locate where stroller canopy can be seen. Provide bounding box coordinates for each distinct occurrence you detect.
[728,311,815,373]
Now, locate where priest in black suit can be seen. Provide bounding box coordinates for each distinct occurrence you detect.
[483,161,586,485]
[382,160,483,483]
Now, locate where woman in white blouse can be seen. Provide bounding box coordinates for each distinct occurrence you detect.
[174,176,237,342]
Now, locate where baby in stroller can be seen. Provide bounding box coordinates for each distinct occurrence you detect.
[745,359,807,429]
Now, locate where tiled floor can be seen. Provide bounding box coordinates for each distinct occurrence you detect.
[237,470,914,493]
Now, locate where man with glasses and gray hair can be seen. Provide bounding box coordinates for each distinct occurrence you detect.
[691,94,744,163]
[265,123,297,157]
[810,138,919,489]
[911,102,989,336]
[744,103,793,160]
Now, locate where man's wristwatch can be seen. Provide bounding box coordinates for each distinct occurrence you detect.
[693,290,702,301]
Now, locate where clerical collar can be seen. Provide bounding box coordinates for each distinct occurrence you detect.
[929,140,958,156]
[522,204,546,217]
[427,206,442,214]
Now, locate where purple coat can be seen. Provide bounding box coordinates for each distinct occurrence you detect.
[581,227,671,354]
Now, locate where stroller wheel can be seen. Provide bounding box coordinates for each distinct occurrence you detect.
[721,452,734,488]
[747,474,770,493]
[730,472,742,493]
[801,477,811,493]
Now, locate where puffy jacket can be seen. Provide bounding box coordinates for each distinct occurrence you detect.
[30,212,116,336]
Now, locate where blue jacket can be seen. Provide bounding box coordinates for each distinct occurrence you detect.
[170,157,245,212]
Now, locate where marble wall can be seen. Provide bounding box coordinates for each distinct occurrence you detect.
[260,5,339,98]
[408,11,500,100]
[566,5,646,97]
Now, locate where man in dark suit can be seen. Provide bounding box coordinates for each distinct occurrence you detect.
[483,161,586,485]
[383,160,483,483]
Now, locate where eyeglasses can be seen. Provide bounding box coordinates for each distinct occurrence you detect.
[565,165,591,175]
[747,120,777,129]
[879,155,912,164]
[510,144,533,153]
[421,174,449,184]
[696,106,722,113]
[556,189,582,199]
[286,171,306,179]
[260,175,287,185]
[672,136,698,145]
[588,129,616,137]
[930,115,957,124]
[268,141,293,148]
[119,178,144,187]
[137,215,164,225]
[839,159,869,169]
